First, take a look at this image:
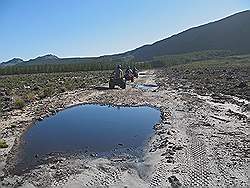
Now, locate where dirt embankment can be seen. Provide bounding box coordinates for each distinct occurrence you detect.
[0,68,249,187]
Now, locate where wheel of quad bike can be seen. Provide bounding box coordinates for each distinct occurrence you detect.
[109,81,115,89]
[121,81,126,89]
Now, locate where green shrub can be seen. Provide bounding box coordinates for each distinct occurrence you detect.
[14,98,25,109]
[25,92,36,102]
[40,87,54,98]
[0,139,8,148]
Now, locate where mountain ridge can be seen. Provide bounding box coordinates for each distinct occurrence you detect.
[121,10,250,60]
[1,10,249,66]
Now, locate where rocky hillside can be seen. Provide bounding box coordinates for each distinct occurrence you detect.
[122,10,250,60]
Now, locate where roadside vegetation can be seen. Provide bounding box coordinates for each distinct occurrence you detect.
[0,61,151,75]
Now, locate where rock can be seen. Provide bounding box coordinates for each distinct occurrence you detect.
[227,109,247,120]
[90,153,97,157]
[37,117,43,121]
[237,82,247,88]
[203,122,212,126]
[163,121,171,125]
[243,103,250,112]
[0,92,6,96]
[168,175,182,188]
[173,145,183,150]
[83,165,90,169]
[167,131,172,135]
[50,164,56,169]
[166,159,174,163]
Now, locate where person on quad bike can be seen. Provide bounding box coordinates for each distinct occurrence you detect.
[109,65,126,89]
[125,66,134,82]
[125,66,133,76]
[132,66,138,78]
[114,64,123,79]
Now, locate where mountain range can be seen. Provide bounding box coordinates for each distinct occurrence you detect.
[1,10,250,67]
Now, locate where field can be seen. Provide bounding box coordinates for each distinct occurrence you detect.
[0,55,249,187]
[159,55,250,100]
[0,71,111,113]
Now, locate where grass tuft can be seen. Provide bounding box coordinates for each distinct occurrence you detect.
[14,98,25,109]
[0,139,8,148]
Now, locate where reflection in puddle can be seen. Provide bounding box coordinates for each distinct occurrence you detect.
[14,104,160,174]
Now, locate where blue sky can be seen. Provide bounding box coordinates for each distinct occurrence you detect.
[0,0,249,62]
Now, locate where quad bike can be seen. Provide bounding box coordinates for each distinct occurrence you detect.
[109,76,126,89]
[133,70,138,78]
[125,73,134,82]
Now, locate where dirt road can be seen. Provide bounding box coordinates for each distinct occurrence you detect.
[0,70,249,187]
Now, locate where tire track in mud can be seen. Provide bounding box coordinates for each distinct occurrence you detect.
[180,127,214,187]
[61,161,123,188]
[209,132,249,187]
[79,168,121,187]
[149,108,179,188]
[178,120,249,187]
[149,158,170,187]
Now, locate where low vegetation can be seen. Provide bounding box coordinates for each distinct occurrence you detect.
[150,50,234,67]
[158,55,250,100]
[1,53,249,114]
[14,98,26,109]
[0,71,111,113]
[0,139,8,148]
[0,61,151,75]
[0,50,234,75]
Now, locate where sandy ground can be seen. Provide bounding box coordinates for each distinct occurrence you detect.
[0,70,249,187]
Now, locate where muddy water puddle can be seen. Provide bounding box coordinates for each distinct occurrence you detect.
[127,82,159,91]
[14,104,160,174]
[135,84,159,91]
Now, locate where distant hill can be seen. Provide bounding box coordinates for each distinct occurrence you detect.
[1,54,132,67]
[1,58,24,67]
[121,10,250,60]
[1,10,249,66]
[19,54,60,65]
[1,55,60,67]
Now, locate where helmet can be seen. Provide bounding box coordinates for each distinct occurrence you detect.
[117,64,121,69]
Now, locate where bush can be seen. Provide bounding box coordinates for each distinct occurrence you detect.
[14,98,25,109]
[0,139,8,148]
[39,87,54,98]
[25,92,36,102]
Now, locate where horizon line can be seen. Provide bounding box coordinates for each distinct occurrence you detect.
[1,9,249,64]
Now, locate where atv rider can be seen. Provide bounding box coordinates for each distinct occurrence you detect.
[114,64,123,79]
[125,66,134,82]
[132,66,138,78]
[109,64,126,89]
[125,66,133,76]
